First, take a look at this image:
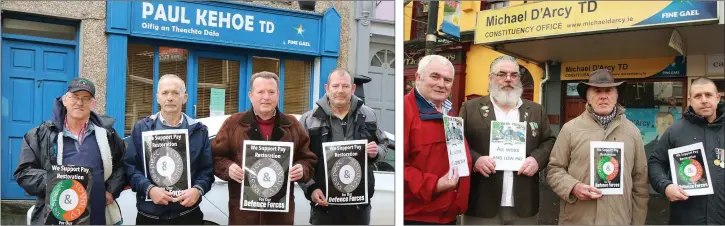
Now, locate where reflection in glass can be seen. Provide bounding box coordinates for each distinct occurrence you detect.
[125,44,155,136]
[197,58,240,118]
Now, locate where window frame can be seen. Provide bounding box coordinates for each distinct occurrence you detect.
[124,37,316,132]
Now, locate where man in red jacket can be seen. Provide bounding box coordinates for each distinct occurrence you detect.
[404,55,472,225]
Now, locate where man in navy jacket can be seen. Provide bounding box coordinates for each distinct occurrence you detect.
[124,74,214,224]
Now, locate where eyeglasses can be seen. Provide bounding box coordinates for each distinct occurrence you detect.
[67,95,93,104]
[493,71,520,79]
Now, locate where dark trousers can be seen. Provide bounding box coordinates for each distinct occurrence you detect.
[136,208,204,225]
[310,205,371,225]
[404,220,457,225]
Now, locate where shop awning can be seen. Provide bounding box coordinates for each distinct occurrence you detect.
[489,23,723,64]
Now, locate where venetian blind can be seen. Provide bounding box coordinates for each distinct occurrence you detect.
[125,44,154,136]
[196,58,240,118]
[283,59,311,114]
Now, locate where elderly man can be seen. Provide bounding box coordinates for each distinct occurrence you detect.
[14,78,127,225]
[299,68,391,225]
[211,71,318,225]
[649,77,725,224]
[547,69,649,225]
[460,55,555,225]
[123,74,215,224]
[404,55,472,225]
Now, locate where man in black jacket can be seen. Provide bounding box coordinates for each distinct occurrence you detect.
[649,77,725,224]
[14,78,127,225]
[298,68,390,225]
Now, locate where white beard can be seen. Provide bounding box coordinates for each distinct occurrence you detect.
[490,82,523,107]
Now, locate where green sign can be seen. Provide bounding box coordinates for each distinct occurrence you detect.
[210,88,225,116]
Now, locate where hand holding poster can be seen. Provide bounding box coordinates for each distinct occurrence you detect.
[323,140,368,205]
[590,141,624,195]
[443,115,469,177]
[142,129,192,201]
[489,121,527,171]
[668,142,714,196]
[240,140,294,212]
[45,165,92,225]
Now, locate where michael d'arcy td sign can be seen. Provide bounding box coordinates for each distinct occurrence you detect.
[133,1,320,54]
[475,1,719,44]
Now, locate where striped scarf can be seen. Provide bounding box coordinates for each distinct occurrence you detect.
[587,104,617,129]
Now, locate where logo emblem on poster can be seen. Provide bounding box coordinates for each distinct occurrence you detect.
[331,156,362,193]
[250,158,285,198]
[149,147,185,186]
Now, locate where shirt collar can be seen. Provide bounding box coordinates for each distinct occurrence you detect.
[159,113,184,127]
[253,108,276,120]
[415,87,452,115]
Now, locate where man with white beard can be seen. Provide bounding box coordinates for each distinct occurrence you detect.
[459,55,556,225]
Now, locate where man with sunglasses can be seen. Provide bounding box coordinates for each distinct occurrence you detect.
[15,78,127,225]
[459,55,555,225]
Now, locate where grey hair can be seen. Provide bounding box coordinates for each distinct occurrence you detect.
[489,55,520,75]
[249,71,280,91]
[328,68,354,85]
[416,54,455,77]
[158,74,187,94]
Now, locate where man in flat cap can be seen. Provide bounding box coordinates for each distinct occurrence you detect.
[546,69,649,224]
[15,78,127,225]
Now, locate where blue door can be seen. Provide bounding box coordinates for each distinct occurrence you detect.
[1,39,76,199]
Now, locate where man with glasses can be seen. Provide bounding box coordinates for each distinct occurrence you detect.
[124,74,215,224]
[460,55,555,225]
[298,68,391,225]
[15,78,127,225]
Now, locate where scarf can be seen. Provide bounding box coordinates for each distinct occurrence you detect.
[587,104,617,129]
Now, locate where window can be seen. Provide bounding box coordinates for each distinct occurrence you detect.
[283,60,311,115]
[196,58,240,118]
[371,49,395,69]
[125,44,155,135]
[1,18,76,40]
[411,1,428,40]
[481,0,509,10]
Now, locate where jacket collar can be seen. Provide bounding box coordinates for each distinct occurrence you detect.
[414,88,454,120]
[146,112,202,132]
[312,95,364,119]
[684,102,725,126]
[239,107,290,141]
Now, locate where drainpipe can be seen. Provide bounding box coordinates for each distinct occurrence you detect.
[539,61,550,106]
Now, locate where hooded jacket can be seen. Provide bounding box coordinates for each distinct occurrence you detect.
[547,105,649,225]
[123,112,215,219]
[298,95,391,212]
[14,97,127,225]
[648,102,725,224]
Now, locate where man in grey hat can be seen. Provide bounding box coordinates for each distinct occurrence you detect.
[547,69,649,224]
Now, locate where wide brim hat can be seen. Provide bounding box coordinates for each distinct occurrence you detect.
[576,69,626,99]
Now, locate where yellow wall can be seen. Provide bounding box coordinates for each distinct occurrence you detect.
[405,1,528,41]
[465,45,544,103]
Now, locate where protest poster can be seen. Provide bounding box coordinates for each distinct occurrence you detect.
[323,140,368,205]
[45,165,92,225]
[240,140,294,212]
[443,115,469,177]
[668,142,714,196]
[142,129,191,201]
[590,141,625,195]
[489,121,526,171]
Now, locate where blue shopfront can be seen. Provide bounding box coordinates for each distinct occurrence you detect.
[106,1,341,135]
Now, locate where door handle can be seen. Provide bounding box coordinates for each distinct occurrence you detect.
[194,104,197,118]
[37,79,44,88]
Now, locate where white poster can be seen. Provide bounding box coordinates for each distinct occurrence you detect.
[322,140,368,205]
[141,129,192,201]
[668,142,714,196]
[443,115,469,177]
[240,140,294,212]
[489,121,526,171]
[590,141,624,195]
